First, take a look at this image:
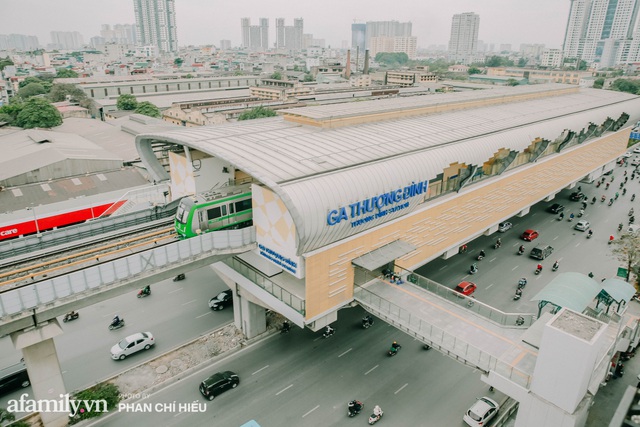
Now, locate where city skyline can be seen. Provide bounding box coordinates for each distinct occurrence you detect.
[0,0,569,50]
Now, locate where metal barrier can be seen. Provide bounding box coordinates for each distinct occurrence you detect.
[355,284,533,388]
[0,227,256,319]
[223,257,306,315]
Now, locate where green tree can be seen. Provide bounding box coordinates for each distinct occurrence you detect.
[116,94,138,110]
[49,83,92,108]
[134,101,161,118]
[174,57,183,67]
[593,77,605,89]
[303,73,314,82]
[17,82,47,99]
[0,57,13,71]
[611,79,640,95]
[610,232,640,283]
[68,383,120,425]
[270,72,283,80]
[18,76,53,92]
[16,97,62,128]
[517,58,528,67]
[0,99,24,125]
[238,106,277,121]
[506,78,520,86]
[56,68,78,78]
[468,67,482,75]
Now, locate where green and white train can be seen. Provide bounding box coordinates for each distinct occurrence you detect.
[174,187,253,238]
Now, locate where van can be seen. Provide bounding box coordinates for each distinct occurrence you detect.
[0,362,30,396]
[530,244,554,260]
[628,225,640,235]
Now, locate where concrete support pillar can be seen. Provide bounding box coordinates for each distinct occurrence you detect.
[237,291,267,339]
[11,320,67,427]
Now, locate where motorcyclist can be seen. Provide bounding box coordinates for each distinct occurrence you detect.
[325,325,334,335]
[553,260,559,270]
[537,263,543,272]
[143,285,151,295]
[373,405,383,417]
[631,216,636,224]
[588,272,594,278]
[588,229,593,237]
[619,223,624,231]
[348,400,363,414]
[391,341,400,351]
[470,263,478,273]
[495,238,502,248]
[633,194,636,201]
[559,212,564,220]
[601,195,606,202]
[479,249,486,258]
[609,235,615,244]
[592,196,597,204]
[518,245,525,253]
[569,213,575,221]
[282,320,291,333]
[363,315,373,326]
[631,208,635,217]
[112,315,121,326]
[515,288,523,297]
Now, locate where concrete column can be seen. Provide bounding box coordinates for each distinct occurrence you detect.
[11,320,67,427]
[238,291,267,339]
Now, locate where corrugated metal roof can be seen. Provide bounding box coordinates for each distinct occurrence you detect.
[137,86,640,253]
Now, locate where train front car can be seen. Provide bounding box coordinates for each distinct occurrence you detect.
[174,196,197,238]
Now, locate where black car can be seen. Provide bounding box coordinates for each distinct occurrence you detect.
[570,191,585,201]
[0,362,30,396]
[548,203,564,214]
[199,371,239,400]
[208,290,233,310]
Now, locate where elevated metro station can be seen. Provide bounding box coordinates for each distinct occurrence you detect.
[3,83,640,426]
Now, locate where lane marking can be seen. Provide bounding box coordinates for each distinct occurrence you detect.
[195,312,212,319]
[173,412,182,418]
[364,365,379,375]
[489,257,497,262]
[252,365,269,375]
[575,242,581,247]
[302,405,320,418]
[338,348,352,358]
[486,284,494,290]
[553,235,559,240]
[439,265,447,271]
[168,288,183,294]
[182,299,197,306]
[276,384,293,396]
[511,266,519,271]
[394,383,408,394]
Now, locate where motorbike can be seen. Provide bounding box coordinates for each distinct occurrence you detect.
[557,215,564,221]
[621,351,636,361]
[281,322,291,334]
[591,197,596,204]
[137,288,151,298]
[63,312,79,323]
[369,410,384,425]
[535,266,542,275]
[388,344,402,357]
[108,318,125,330]
[568,215,574,222]
[362,316,374,329]
[618,223,624,232]
[517,248,525,255]
[513,288,522,301]
[477,253,485,261]
[516,316,525,326]
[632,194,636,201]
[587,230,593,239]
[609,199,614,206]
[596,181,601,188]
[552,263,559,272]
[348,400,364,417]
[469,265,478,274]
[630,216,636,225]
[601,196,606,203]
[629,209,635,217]
[173,273,186,282]
[322,327,335,338]
[577,210,584,218]
[517,278,527,289]
[494,242,501,249]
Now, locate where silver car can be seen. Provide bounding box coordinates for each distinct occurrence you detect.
[111,332,155,360]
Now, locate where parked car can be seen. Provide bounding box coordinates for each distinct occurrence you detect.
[498,222,512,232]
[111,332,155,360]
[530,244,554,260]
[548,203,564,214]
[574,220,590,231]
[454,281,477,296]
[521,229,539,241]
[199,371,240,401]
[209,290,233,311]
[570,191,585,201]
[463,396,500,427]
[0,362,29,396]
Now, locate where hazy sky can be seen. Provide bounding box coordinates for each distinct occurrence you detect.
[0,0,570,50]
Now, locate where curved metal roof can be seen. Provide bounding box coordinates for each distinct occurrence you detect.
[601,278,636,303]
[531,272,602,312]
[136,86,640,254]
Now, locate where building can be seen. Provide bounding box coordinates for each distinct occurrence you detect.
[362,21,414,59]
[133,0,178,54]
[100,24,137,45]
[384,69,437,87]
[250,79,313,101]
[50,31,84,50]
[241,18,269,51]
[486,67,591,84]
[352,23,366,52]
[220,39,231,51]
[448,12,480,64]
[0,34,39,51]
[563,0,640,66]
[275,18,304,51]
[540,48,564,68]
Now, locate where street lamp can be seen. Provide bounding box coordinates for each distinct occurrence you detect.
[26,206,40,235]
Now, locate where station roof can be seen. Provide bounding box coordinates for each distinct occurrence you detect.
[531,272,602,313]
[136,84,640,254]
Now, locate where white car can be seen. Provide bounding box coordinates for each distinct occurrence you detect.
[111,332,155,360]
[633,146,640,154]
[498,222,513,232]
[632,158,640,166]
[574,220,590,231]
[463,396,500,427]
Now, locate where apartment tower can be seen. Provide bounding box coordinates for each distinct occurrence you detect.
[448,12,480,64]
[133,0,178,53]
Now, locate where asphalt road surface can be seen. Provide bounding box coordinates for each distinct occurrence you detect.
[0,266,233,411]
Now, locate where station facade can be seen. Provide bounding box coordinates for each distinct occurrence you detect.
[136,84,640,330]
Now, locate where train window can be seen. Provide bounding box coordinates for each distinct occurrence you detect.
[229,203,235,214]
[207,207,222,220]
[235,199,252,212]
[221,205,227,216]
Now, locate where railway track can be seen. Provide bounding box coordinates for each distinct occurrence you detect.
[0,226,178,291]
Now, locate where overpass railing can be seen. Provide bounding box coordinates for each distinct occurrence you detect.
[0,227,256,318]
[355,284,533,388]
[223,257,305,315]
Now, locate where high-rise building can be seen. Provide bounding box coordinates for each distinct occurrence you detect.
[352,23,366,51]
[563,0,640,66]
[133,0,178,53]
[100,24,137,45]
[50,31,84,50]
[220,39,231,50]
[240,18,269,50]
[448,12,480,64]
[362,21,414,58]
[275,18,304,51]
[0,34,40,51]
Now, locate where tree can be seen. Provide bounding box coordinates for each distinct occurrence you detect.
[134,101,161,118]
[56,68,78,78]
[303,73,314,82]
[18,76,52,92]
[49,83,92,108]
[237,106,277,121]
[517,58,528,67]
[506,78,520,86]
[593,77,605,89]
[270,72,283,80]
[16,82,47,99]
[468,67,482,75]
[0,57,13,71]
[610,232,640,284]
[611,79,640,95]
[15,97,62,128]
[116,94,138,110]
[0,99,24,125]
[174,58,183,67]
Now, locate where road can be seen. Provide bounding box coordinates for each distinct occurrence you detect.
[0,266,233,411]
